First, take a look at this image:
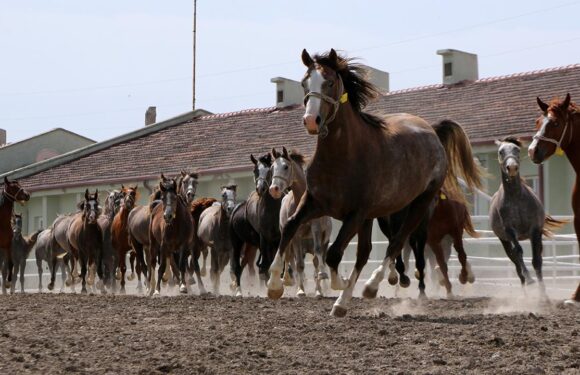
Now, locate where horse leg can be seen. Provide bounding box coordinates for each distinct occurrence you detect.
[230,231,246,297]
[411,237,427,298]
[364,189,436,299]
[147,243,157,296]
[283,242,296,287]
[499,239,527,285]
[60,260,68,292]
[244,244,257,278]
[155,249,167,296]
[312,224,328,281]
[431,240,453,297]
[36,257,43,292]
[268,193,321,299]
[395,254,410,288]
[19,260,26,293]
[0,258,6,295]
[119,249,127,294]
[79,252,88,294]
[178,247,189,294]
[331,219,374,317]
[200,247,208,277]
[312,252,323,298]
[452,232,472,285]
[128,251,136,281]
[295,243,306,297]
[530,228,546,296]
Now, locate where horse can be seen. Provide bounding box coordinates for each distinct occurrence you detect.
[197,185,237,294]
[491,137,565,295]
[269,147,331,297]
[528,93,580,305]
[111,186,138,294]
[97,189,124,292]
[34,228,72,292]
[394,191,478,296]
[230,153,281,296]
[49,213,78,291]
[0,177,31,294]
[189,197,218,292]
[67,189,105,294]
[5,214,41,293]
[147,175,194,295]
[267,49,481,316]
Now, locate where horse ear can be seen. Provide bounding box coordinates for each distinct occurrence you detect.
[160,173,166,181]
[537,97,549,113]
[301,49,314,67]
[159,181,165,191]
[561,93,571,109]
[3,176,9,184]
[85,189,89,200]
[250,154,257,165]
[329,49,338,64]
[494,139,502,146]
[272,148,279,158]
[181,170,186,177]
[94,189,98,199]
[282,146,289,159]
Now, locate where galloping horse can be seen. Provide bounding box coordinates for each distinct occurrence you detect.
[50,214,77,291]
[267,49,481,316]
[6,214,41,293]
[197,185,237,294]
[147,175,194,295]
[269,147,331,297]
[528,94,580,305]
[34,228,72,292]
[111,186,138,293]
[0,177,30,294]
[230,153,281,296]
[67,189,104,294]
[97,189,123,291]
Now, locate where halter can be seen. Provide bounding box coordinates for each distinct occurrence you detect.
[271,157,293,193]
[303,75,348,138]
[3,187,24,202]
[533,114,573,155]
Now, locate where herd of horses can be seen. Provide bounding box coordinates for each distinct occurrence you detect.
[0,49,579,317]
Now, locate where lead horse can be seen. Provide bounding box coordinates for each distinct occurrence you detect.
[267,49,481,316]
[528,94,580,306]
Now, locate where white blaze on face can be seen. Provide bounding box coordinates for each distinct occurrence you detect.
[272,158,291,192]
[304,69,324,119]
[529,115,551,151]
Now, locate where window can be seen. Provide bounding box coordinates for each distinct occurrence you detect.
[444,62,453,77]
[277,90,284,103]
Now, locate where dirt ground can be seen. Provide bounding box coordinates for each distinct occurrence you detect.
[0,293,578,375]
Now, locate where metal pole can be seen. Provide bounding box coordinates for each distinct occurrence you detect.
[192,0,197,110]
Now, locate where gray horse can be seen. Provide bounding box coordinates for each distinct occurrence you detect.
[490,137,565,292]
[34,228,72,292]
[2,214,41,293]
[197,185,237,294]
[50,213,77,291]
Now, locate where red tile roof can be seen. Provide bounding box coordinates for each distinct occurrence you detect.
[17,63,580,190]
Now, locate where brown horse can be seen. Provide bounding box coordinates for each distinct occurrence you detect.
[0,177,31,294]
[147,175,194,295]
[6,214,41,293]
[267,49,481,316]
[97,189,124,292]
[67,189,104,294]
[111,185,138,294]
[528,93,580,305]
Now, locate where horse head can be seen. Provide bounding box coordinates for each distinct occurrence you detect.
[159,174,178,224]
[12,213,22,235]
[3,177,31,203]
[495,137,522,181]
[79,189,101,225]
[178,170,199,204]
[250,153,272,197]
[269,147,293,199]
[529,93,574,163]
[220,184,237,216]
[121,185,138,212]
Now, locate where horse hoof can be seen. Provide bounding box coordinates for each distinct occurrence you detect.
[418,290,428,300]
[399,275,411,288]
[81,288,88,294]
[235,290,242,298]
[127,273,136,281]
[119,288,126,295]
[414,269,421,280]
[318,272,329,280]
[330,305,348,318]
[179,285,188,294]
[267,287,283,300]
[296,290,306,298]
[387,275,398,286]
[47,283,55,291]
[362,285,378,299]
[115,270,122,280]
[459,273,468,285]
[564,299,580,307]
[153,290,160,296]
[315,290,323,299]
[526,278,536,286]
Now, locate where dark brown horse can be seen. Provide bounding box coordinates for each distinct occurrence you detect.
[67,189,104,294]
[0,177,31,294]
[97,189,124,292]
[5,214,41,293]
[528,93,580,305]
[267,49,481,316]
[147,175,194,295]
[111,185,138,294]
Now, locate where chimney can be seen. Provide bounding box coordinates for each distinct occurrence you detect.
[436,49,478,85]
[0,129,5,146]
[270,77,303,108]
[364,65,389,93]
[145,106,157,126]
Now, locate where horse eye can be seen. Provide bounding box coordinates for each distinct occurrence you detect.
[284,165,289,170]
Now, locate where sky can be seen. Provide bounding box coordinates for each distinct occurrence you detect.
[1,0,580,143]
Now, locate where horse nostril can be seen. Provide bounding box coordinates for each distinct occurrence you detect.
[315,116,321,125]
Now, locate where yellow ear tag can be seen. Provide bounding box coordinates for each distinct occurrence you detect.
[440,192,447,200]
[339,92,348,104]
[555,147,564,156]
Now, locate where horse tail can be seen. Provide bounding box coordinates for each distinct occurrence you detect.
[542,215,568,238]
[461,208,480,238]
[433,120,483,200]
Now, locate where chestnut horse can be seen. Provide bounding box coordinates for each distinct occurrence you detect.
[267,49,481,316]
[528,94,580,305]
[67,189,104,294]
[0,177,31,294]
[147,175,194,295]
[111,186,138,294]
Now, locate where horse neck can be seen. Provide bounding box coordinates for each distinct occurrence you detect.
[500,171,523,196]
[563,113,580,174]
[118,205,131,224]
[289,161,307,199]
[0,197,14,226]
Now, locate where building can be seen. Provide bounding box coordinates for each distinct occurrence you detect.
[2,50,578,242]
[0,128,95,175]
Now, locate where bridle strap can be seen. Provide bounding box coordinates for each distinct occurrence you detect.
[3,187,23,202]
[533,114,572,151]
[303,75,346,138]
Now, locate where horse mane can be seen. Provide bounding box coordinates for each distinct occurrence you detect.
[501,136,522,147]
[190,197,218,221]
[313,51,385,129]
[548,96,579,113]
[222,184,237,191]
[288,150,307,166]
